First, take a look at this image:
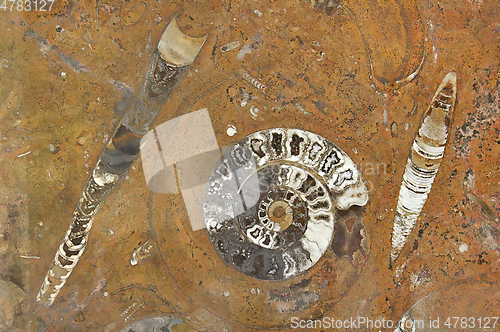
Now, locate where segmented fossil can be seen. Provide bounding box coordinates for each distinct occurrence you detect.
[390,72,457,266]
[239,69,267,93]
[37,19,206,306]
[204,128,369,280]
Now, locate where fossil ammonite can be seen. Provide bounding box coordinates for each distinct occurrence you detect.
[203,128,369,280]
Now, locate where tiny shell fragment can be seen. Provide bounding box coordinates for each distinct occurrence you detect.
[221,41,241,52]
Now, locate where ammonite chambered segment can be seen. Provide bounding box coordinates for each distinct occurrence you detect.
[204,128,369,280]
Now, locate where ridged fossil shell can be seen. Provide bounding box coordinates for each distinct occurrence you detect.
[204,128,369,280]
[37,18,206,306]
[390,72,457,265]
[239,69,267,93]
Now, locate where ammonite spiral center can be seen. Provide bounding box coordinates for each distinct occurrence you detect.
[244,179,310,250]
[204,128,368,280]
[269,201,289,224]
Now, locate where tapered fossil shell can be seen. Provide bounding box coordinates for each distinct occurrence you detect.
[37,18,206,306]
[390,72,457,265]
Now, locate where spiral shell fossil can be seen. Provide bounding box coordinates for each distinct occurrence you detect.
[203,128,369,280]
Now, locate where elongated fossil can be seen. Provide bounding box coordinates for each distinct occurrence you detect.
[390,72,457,266]
[239,69,267,93]
[37,18,206,306]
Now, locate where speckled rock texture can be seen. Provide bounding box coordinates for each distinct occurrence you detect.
[0,0,498,331]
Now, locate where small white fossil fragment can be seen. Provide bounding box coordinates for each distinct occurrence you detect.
[226,125,237,137]
[17,150,31,158]
[220,41,241,53]
[390,72,457,266]
[130,240,154,266]
[249,106,260,118]
[19,254,40,259]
